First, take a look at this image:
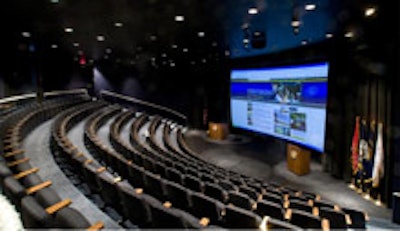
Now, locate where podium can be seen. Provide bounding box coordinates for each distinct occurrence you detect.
[208,122,229,140]
[287,143,311,175]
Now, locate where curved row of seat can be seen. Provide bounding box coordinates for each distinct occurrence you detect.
[127,110,368,230]
[0,92,369,230]
[0,94,104,229]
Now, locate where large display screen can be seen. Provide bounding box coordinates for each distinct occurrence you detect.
[230,62,329,152]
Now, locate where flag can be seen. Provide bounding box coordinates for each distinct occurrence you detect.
[372,122,384,187]
[351,116,360,174]
[359,119,369,165]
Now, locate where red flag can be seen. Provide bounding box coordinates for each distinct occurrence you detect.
[351,116,360,173]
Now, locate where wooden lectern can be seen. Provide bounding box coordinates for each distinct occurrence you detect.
[286,143,311,175]
[208,122,229,140]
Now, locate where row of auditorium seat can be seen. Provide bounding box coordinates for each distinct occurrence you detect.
[0,94,104,229]
[51,102,211,229]
[87,106,306,229]
[125,110,368,230]
[0,92,369,230]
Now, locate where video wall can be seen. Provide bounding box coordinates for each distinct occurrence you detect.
[230,62,329,152]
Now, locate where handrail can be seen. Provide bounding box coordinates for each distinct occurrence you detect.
[0,88,88,105]
[100,90,187,121]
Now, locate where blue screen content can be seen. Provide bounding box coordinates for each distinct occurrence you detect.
[230,62,329,152]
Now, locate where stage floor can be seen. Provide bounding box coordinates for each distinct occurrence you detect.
[184,129,400,229]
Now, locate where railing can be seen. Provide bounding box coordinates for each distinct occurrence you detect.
[0,88,88,105]
[100,90,187,124]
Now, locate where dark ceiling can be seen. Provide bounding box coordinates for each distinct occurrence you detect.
[1,0,394,70]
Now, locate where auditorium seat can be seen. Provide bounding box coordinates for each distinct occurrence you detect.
[264,216,303,230]
[318,207,348,229]
[127,164,146,188]
[286,208,324,229]
[227,191,256,211]
[222,205,262,229]
[262,191,284,205]
[164,180,191,211]
[255,200,285,220]
[204,182,228,203]
[341,207,367,229]
[117,184,152,227]
[183,174,204,193]
[165,167,184,185]
[239,185,260,201]
[143,171,168,202]
[219,179,238,192]
[146,199,200,229]
[286,199,313,213]
[190,192,224,225]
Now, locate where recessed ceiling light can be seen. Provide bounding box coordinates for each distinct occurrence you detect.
[51,44,58,49]
[364,7,376,17]
[198,32,205,37]
[183,48,188,52]
[243,38,249,44]
[50,0,59,3]
[175,15,184,22]
[301,40,308,45]
[325,33,333,38]
[291,20,301,27]
[161,53,167,58]
[305,4,316,11]
[73,42,79,47]
[150,35,157,41]
[21,32,31,38]
[171,44,178,49]
[202,59,206,63]
[170,63,175,67]
[114,22,123,27]
[344,31,354,38]
[64,27,73,33]
[248,8,258,15]
[97,35,105,42]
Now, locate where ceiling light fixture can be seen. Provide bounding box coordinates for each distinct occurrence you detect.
[171,44,178,49]
[73,42,79,47]
[344,31,354,38]
[291,20,301,27]
[301,40,308,45]
[21,32,31,38]
[97,35,105,42]
[51,44,58,49]
[114,22,123,27]
[150,35,157,41]
[183,48,188,52]
[50,0,59,3]
[175,15,184,22]
[198,32,205,37]
[325,33,333,38]
[105,48,112,53]
[305,4,316,11]
[64,27,73,33]
[248,8,258,15]
[364,7,376,17]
